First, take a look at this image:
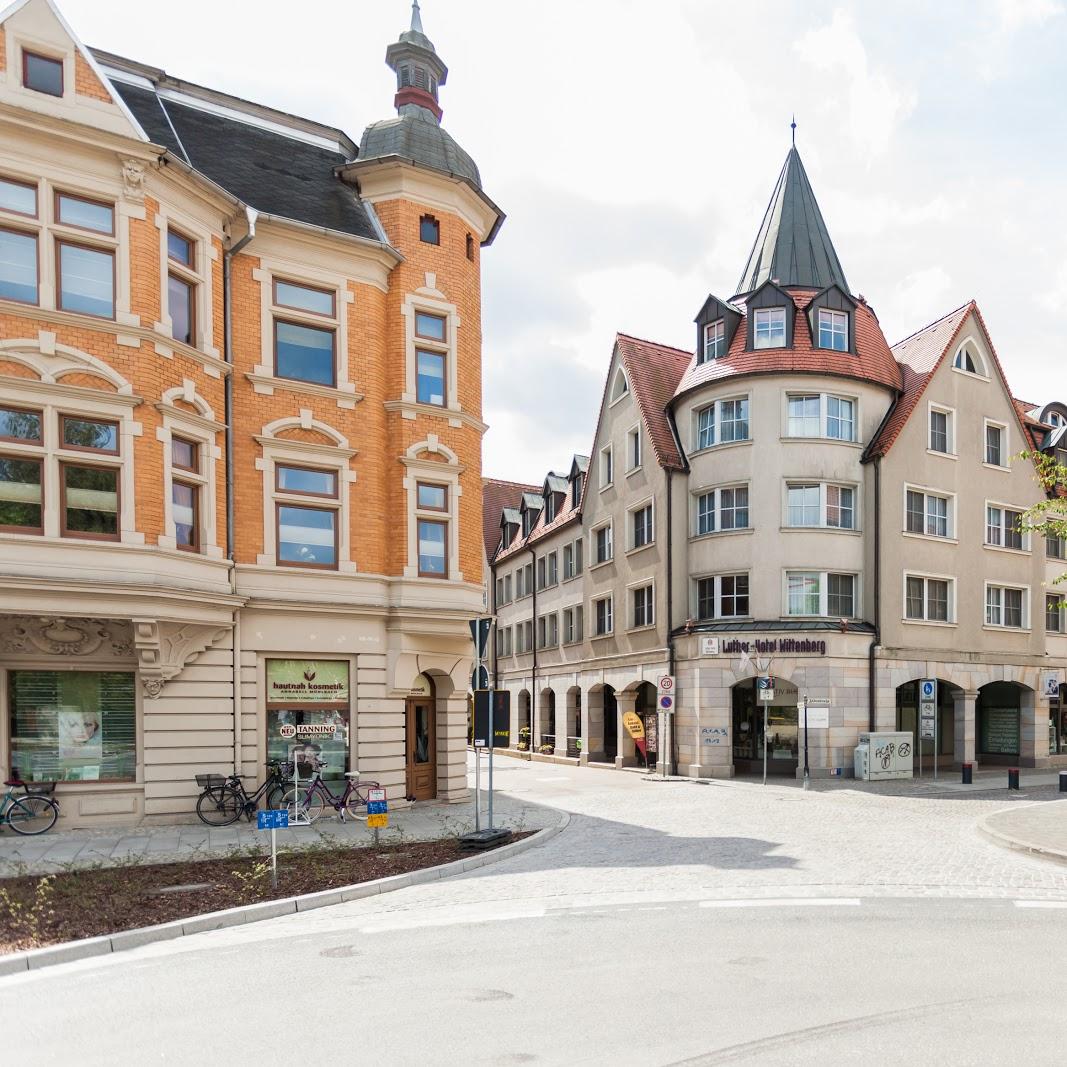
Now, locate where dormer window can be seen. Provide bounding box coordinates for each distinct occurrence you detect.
[545,495,557,523]
[571,473,583,508]
[23,51,63,97]
[610,368,629,402]
[1048,412,1065,428]
[521,510,533,538]
[817,309,848,351]
[702,319,726,362]
[953,343,985,375]
[754,308,786,349]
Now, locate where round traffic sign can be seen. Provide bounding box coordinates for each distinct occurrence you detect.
[660,695,673,710]
[659,676,674,691]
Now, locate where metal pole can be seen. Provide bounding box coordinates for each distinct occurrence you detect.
[474,744,481,831]
[933,699,938,781]
[802,695,811,790]
[762,701,768,786]
[270,826,278,890]
[488,741,494,830]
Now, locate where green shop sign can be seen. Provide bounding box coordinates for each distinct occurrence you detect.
[266,660,349,704]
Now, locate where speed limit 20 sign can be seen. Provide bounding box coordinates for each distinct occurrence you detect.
[657,675,675,697]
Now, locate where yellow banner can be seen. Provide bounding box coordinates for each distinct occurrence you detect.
[367,813,388,829]
[622,711,645,740]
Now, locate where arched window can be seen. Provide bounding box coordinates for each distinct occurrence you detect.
[610,368,629,402]
[953,344,984,375]
[466,233,475,261]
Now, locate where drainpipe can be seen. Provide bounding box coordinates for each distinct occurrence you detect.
[666,467,676,775]
[529,547,538,752]
[223,206,257,774]
[868,456,882,732]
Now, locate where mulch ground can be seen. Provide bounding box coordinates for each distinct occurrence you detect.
[0,833,526,955]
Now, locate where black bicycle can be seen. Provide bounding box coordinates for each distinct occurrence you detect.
[194,761,293,826]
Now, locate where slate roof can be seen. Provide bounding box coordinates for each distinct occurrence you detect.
[482,478,539,560]
[103,64,381,243]
[674,290,901,400]
[614,334,692,471]
[359,107,481,189]
[736,147,850,297]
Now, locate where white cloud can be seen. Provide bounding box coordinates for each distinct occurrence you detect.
[994,0,1065,30]
[795,9,916,157]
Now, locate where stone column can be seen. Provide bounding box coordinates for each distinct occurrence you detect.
[953,690,977,766]
[531,686,542,757]
[586,688,605,762]
[616,690,637,769]
[1020,688,1047,767]
[437,694,470,802]
[554,694,567,757]
[578,690,590,764]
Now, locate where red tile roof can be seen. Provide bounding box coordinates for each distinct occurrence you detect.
[482,478,539,560]
[614,333,692,470]
[674,289,902,400]
[494,478,584,564]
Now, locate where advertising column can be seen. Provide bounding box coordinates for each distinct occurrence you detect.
[265,660,352,785]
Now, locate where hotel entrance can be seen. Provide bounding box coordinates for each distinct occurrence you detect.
[732,677,799,776]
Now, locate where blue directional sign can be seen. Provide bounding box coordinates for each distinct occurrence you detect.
[257,809,289,830]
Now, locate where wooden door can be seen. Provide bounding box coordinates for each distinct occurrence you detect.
[405,697,437,801]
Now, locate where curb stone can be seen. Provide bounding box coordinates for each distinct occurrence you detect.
[0,810,570,977]
[976,798,1067,867]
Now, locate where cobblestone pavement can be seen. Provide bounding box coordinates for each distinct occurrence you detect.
[982,798,1067,861]
[0,790,553,876]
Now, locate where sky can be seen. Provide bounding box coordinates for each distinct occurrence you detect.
[58,0,1067,484]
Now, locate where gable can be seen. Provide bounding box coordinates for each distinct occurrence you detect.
[0,0,146,141]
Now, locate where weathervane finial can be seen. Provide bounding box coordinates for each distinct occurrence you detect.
[791,115,797,146]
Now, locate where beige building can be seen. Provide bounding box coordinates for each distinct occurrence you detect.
[487,146,1067,778]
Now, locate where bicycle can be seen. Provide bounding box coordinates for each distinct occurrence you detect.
[281,759,380,824]
[194,761,294,826]
[0,778,59,836]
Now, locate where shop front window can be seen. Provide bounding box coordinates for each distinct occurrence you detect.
[265,660,350,785]
[9,670,135,782]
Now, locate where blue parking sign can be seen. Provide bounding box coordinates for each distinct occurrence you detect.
[257,809,289,830]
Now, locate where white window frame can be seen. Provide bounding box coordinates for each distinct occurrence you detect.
[783,481,858,531]
[592,520,614,566]
[702,318,726,362]
[902,484,956,541]
[694,572,751,621]
[1046,593,1066,634]
[784,392,858,442]
[610,367,629,404]
[984,582,1029,630]
[563,606,584,645]
[630,580,655,630]
[626,424,642,472]
[600,444,614,490]
[400,437,462,580]
[537,612,559,649]
[902,572,956,626]
[592,595,614,637]
[983,418,1009,469]
[951,338,989,379]
[693,395,750,451]
[628,498,654,552]
[984,500,1029,553]
[817,308,849,351]
[784,570,858,618]
[928,403,956,457]
[754,307,786,349]
[693,483,750,537]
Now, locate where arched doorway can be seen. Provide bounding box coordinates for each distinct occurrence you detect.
[896,679,958,771]
[977,682,1026,764]
[567,687,582,758]
[540,689,556,753]
[732,677,799,775]
[406,673,436,801]
[634,681,658,770]
[517,690,531,751]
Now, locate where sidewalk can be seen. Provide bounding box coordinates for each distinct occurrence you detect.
[980,799,1067,864]
[0,790,552,877]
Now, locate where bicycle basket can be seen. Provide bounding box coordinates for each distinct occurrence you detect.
[195,774,228,789]
[24,781,56,796]
[278,761,295,778]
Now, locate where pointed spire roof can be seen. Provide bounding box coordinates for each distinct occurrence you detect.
[735,146,850,298]
[410,0,424,35]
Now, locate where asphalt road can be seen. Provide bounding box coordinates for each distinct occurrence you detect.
[3,758,1067,1065]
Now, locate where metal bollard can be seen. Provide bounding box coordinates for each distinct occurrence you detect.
[1059,771,1067,793]
[1008,767,1020,790]
[961,762,973,785]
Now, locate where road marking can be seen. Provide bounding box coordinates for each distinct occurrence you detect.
[359,905,546,933]
[1013,900,1067,909]
[699,898,862,909]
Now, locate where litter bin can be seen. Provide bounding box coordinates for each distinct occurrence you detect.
[962,762,973,785]
[1008,767,1020,790]
[1060,771,1067,794]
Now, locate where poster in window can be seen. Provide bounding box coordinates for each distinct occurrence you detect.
[267,709,350,783]
[58,707,103,779]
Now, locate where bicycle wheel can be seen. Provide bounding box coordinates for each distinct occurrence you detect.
[345,783,379,821]
[8,795,58,836]
[195,787,243,826]
[282,787,325,824]
[265,782,288,811]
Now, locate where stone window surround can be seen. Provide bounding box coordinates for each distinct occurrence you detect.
[562,605,584,645]
[983,580,1030,631]
[984,498,1030,554]
[400,279,461,415]
[0,165,137,327]
[249,258,360,410]
[901,482,957,542]
[902,570,957,627]
[400,435,464,581]
[253,411,357,572]
[627,496,655,553]
[983,417,1010,470]
[927,401,957,457]
[782,569,860,618]
[781,479,861,532]
[154,380,223,558]
[628,577,655,631]
[599,443,613,490]
[625,422,642,473]
[590,518,614,567]
[591,593,614,637]
[781,389,861,444]
[153,206,219,359]
[0,336,141,544]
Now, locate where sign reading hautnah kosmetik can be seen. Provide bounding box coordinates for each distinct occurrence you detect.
[702,638,828,656]
[266,660,350,703]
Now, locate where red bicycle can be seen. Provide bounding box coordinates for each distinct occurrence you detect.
[281,759,380,823]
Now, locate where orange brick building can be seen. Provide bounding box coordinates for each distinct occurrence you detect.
[0,0,501,823]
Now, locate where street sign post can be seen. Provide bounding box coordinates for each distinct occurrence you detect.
[256,808,289,889]
[657,675,675,779]
[920,679,938,780]
[469,617,495,830]
[757,675,775,702]
[367,786,388,846]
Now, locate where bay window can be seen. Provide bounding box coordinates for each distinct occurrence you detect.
[696,396,749,449]
[697,573,749,620]
[786,393,855,441]
[695,485,748,535]
[57,239,114,318]
[787,571,856,617]
[786,482,855,530]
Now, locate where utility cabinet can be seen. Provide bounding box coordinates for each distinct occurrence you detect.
[854,731,913,781]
